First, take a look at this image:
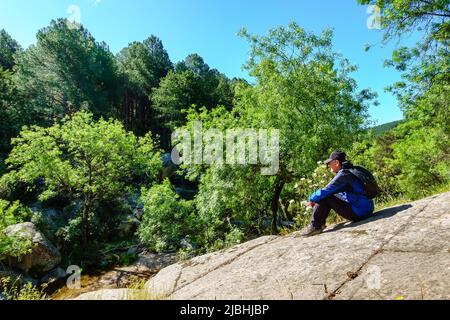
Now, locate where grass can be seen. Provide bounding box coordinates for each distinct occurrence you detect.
[125,275,146,290]
[0,276,47,300]
[375,182,450,212]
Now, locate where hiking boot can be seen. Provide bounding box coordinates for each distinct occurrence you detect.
[300,224,325,238]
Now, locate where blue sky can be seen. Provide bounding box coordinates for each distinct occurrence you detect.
[0,0,417,125]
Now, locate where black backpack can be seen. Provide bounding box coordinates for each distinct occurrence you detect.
[347,166,380,199]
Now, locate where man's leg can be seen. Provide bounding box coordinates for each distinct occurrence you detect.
[311,195,360,229]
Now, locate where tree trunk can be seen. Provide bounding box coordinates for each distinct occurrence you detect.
[271,177,285,234]
[81,201,91,248]
[279,198,293,221]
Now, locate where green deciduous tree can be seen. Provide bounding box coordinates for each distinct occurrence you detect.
[358,0,449,43]
[179,23,375,243]
[357,0,449,197]
[0,112,162,247]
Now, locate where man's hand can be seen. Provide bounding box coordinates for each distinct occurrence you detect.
[308,201,316,207]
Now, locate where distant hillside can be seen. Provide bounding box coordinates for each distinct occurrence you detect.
[370,120,403,136]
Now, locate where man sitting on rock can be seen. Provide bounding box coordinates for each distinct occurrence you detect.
[302,151,375,237]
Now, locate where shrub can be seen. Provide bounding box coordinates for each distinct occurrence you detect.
[287,162,341,229]
[0,199,34,260]
[0,276,46,300]
[389,125,449,199]
[138,179,196,253]
[0,199,33,227]
[207,227,245,252]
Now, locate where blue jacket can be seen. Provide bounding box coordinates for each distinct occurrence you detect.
[308,162,374,217]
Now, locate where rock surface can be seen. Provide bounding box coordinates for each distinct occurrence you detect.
[75,192,450,300]
[4,222,61,274]
[117,215,141,238]
[72,289,143,300]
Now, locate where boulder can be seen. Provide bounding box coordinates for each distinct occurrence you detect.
[40,267,67,284]
[145,192,450,300]
[133,252,178,273]
[4,222,61,275]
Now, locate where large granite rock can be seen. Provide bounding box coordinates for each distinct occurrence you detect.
[74,192,450,300]
[4,222,61,275]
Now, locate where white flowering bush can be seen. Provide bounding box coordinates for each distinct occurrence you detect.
[286,162,344,229]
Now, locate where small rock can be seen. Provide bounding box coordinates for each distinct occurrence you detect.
[127,247,139,256]
[40,267,67,284]
[134,252,178,273]
[133,207,144,220]
[180,238,195,250]
[117,215,140,238]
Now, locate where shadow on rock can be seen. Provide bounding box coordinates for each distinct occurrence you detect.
[325,204,413,233]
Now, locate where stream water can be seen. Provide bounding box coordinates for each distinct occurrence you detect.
[47,268,152,300]
[45,253,178,300]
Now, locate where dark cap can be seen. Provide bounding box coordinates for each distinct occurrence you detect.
[325,151,346,165]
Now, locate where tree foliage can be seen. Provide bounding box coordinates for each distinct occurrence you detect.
[358,0,449,42]
[0,68,17,158]
[0,11,447,262]
[356,0,449,198]
[138,179,195,253]
[152,54,234,133]
[0,200,33,261]
[117,36,172,135]
[13,19,120,126]
[0,112,162,247]
[178,23,375,242]
[0,29,22,71]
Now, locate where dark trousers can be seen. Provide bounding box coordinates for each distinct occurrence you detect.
[311,195,362,229]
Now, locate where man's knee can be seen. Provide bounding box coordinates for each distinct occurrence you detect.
[313,199,325,207]
[316,196,333,205]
